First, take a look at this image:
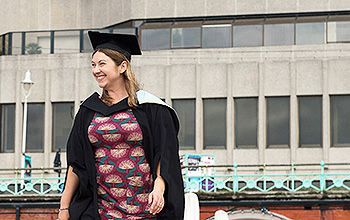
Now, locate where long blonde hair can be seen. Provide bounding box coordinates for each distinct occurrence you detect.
[92,48,140,107]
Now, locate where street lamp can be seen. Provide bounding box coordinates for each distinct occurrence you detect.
[21,70,34,181]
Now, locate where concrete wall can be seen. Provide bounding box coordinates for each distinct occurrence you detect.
[2,0,350,34]
[1,44,350,169]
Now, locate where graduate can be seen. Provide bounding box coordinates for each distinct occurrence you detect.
[58,31,184,220]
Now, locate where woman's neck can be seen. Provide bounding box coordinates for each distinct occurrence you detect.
[104,87,128,104]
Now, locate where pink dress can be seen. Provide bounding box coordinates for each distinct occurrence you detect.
[88,109,155,219]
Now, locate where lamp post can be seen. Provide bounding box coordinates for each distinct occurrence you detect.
[21,70,34,181]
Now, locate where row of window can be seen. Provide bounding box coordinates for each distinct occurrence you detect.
[1,95,348,153]
[2,15,350,55]
[0,103,74,153]
[176,95,350,149]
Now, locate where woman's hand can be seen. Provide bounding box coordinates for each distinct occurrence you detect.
[148,176,165,215]
[57,209,69,220]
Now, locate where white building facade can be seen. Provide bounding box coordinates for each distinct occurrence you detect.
[0,0,350,171]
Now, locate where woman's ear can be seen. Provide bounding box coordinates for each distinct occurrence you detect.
[119,61,127,74]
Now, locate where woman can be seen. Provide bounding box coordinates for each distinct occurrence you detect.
[58,31,184,220]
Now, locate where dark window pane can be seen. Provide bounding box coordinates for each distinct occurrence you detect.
[233,25,263,47]
[264,23,295,46]
[331,95,350,146]
[26,103,44,152]
[171,27,201,48]
[172,99,195,150]
[0,104,15,152]
[52,102,74,151]
[203,98,226,149]
[299,96,322,147]
[296,22,325,45]
[234,98,258,148]
[267,97,290,147]
[141,29,170,50]
[202,25,231,48]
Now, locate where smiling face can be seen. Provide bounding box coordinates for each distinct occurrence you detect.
[91,51,127,90]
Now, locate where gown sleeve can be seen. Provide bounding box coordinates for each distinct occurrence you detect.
[149,105,185,219]
[66,108,86,171]
[64,107,94,219]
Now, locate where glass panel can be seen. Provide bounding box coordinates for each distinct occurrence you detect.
[26,103,44,152]
[172,99,195,150]
[264,23,295,46]
[52,102,74,151]
[12,32,22,55]
[296,22,325,45]
[112,28,136,35]
[0,104,15,152]
[233,25,263,47]
[202,25,231,48]
[171,27,201,48]
[203,98,226,149]
[55,31,80,54]
[299,96,322,147]
[141,28,170,50]
[331,95,350,146]
[0,35,3,55]
[327,21,350,42]
[266,97,290,147]
[26,31,51,54]
[3,34,9,55]
[234,98,258,148]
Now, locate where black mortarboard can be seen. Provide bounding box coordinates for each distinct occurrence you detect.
[88,31,142,61]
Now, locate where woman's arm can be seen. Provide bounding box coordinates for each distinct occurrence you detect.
[148,162,165,215]
[58,166,79,219]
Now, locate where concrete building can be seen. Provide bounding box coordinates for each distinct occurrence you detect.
[1,0,350,219]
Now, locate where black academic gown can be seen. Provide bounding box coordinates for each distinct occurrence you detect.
[65,92,185,220]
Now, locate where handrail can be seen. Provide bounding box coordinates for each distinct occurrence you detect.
[0,162,348,198]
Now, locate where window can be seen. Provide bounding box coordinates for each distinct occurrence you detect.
[172,99,195,150]
[26,103,44,152]
[298,96,322,147]
[331,95,350,147]
[296,22,325,45]
[234,98,258,148]
[264,23,295,46]
[266,97,290,147]
[11,32,22,55]
[233,24,263,47]
[141,28,170,50]
[328,21,350,43]
[25,31,51,54]
[202,24,232,48]
[54,31,80,54]
[171,27,201,48]
[52,102,74,151]
[203,98,226,149]
[0,104,15,152]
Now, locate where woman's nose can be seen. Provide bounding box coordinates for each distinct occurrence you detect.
[92,66,100,74]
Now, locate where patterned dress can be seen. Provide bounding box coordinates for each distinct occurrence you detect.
[88,109,155,220]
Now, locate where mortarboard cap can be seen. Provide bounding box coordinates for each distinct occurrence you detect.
[88,31,142,61]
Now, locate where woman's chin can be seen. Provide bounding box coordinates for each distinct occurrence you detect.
[97,83,106,89]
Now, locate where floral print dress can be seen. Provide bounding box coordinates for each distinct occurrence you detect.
[88,109,155,220]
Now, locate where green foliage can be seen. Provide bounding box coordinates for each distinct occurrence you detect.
[25,43,42,54]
